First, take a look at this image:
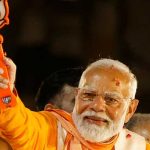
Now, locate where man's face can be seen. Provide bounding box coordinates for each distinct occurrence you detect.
[72,67,137,142]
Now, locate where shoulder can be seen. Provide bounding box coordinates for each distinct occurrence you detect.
[115,128,146,150]
[124,128,146,140]
[146,142,150,150]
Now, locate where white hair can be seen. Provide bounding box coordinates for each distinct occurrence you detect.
[79,58,137,99]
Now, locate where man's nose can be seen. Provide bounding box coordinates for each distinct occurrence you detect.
[90,96,106,112]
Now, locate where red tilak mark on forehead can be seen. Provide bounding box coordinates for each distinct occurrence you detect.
[113,78,120,86]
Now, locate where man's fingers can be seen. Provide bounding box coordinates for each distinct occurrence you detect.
[0,67,9,89]
[3,57,16,86]
[0,68,4,74]
[3,57,16,69]
[0,83,8,89]
[0,78,9,84]
[0,75,9,83]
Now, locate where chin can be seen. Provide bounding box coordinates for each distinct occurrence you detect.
[72,109,126,143]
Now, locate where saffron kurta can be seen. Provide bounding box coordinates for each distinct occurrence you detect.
[0,96,149,150]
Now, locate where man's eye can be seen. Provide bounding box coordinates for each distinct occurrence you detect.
[84,92,93,96]
[81,93,95,101]
[83,93,95,97]
[105,96,118,104]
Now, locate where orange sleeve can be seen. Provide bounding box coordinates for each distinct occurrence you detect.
[0,96,57,150]
[146,142,150,150]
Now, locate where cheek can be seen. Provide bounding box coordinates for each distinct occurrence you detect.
[75,98,91,114]
[106,104,127,121]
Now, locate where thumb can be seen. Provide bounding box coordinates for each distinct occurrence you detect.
[3,57,16,85]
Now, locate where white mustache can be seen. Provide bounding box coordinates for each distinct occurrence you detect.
[80,110,112,123]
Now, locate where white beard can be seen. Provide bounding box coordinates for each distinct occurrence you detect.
[72,106,129,143]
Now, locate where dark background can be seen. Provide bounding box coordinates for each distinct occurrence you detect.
[1,0,150,112]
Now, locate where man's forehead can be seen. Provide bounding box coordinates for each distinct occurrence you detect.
[80,85,122,96]
[79,67,132,98]
[83,67,130,84]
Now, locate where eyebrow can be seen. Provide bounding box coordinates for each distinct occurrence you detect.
[83,89,97,94]
[81,86,97,92]
[81,87,125,98]
[104,91,122,98]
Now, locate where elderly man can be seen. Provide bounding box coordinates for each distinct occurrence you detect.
[0,57,149,150]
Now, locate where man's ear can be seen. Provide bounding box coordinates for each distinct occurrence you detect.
[125,99,139,123]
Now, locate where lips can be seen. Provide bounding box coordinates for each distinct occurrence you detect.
[84,116,108,126]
